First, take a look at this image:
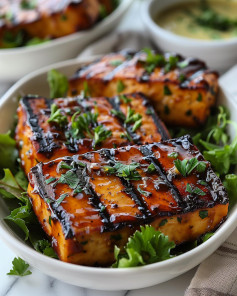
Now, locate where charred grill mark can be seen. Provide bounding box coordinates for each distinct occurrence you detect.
[99,149,152,220]
[107,97,141,144]
[72,161,114,232]
[133,92,170,140]
[139,144,186,209]
[30,164,74,239]
[22,96,60,157]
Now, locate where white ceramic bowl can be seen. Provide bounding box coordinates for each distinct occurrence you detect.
[0,58,236,290]
[0,0,132,82]
[141,0,237,73]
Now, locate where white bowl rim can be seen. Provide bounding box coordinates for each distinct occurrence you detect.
[0,57,237,277]
[142,0,237,46]
[0,0,132,55]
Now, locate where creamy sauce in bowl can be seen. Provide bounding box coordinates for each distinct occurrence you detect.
[156,0,237,40]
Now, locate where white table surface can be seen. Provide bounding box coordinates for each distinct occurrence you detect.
[1,2,236,295]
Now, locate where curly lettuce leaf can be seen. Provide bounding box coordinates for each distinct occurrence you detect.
[113,225,175,268]
[0,132,18,173]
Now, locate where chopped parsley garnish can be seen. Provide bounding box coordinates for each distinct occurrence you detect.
[119,94,132,104]
[82,81,91,97]
[58,161,73,170]
[178,73,187,83]
[159,219,168,227]
[168,152,178,158]
[164,85,172,96]
[110,60,123,67]
[199,210,208,219]
[93,125,112,147]
[164,105,170,115]
[68,111,111,148]
[7,257,32,277]
[104,161,141,181]
[174,158,206,177]
[186,183,206,196]
[117,80,126,93]
[55,193,68,207]
[111,109,126,121]
[48,104,68,128]
[197,93,203,102]
[45,177,56,185]
[147,163,156,173]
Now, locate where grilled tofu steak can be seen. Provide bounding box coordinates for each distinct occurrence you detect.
[69,50,219,127]
[15,93,169,175]
[28,135,228,266]
[0,0,100,47]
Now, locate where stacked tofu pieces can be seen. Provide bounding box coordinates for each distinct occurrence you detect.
[15,50,228,266]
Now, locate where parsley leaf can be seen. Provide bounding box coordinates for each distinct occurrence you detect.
[47,69,69,98]
[113,225,175,267]
[20,0,37,10]
[0,132,18,173]
[147,163,156,173]
[48,104,68,128]
[119,95,132,104]
[93,125,112,148]
[199,210,208,219]
[7,257,32,277]
[33,239,58,258]
[117,80,126,93]
[186,183,206,196]
[104,161,141,181]
[174,158,206,177]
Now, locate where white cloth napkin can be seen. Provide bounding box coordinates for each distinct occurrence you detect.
[76,31,237,296]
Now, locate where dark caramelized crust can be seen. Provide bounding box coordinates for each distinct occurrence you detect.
[0,0,100,46]
[28,136,228,266]
[69,50,219,127]
[16,93,169,174]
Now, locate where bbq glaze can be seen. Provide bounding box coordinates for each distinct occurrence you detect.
[28,136,228,266]
[69,50,219,127]
[16,93,169,174]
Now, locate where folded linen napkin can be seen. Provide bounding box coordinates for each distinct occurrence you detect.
[77,31,237,296]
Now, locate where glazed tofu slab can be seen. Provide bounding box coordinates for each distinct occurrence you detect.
[0,0,100,46]
[69,50,219,127]
[15,93,169,174]
[28,136,228,266]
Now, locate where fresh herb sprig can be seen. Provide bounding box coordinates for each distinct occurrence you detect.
[47,104,68,128]
[174,158,206,177]
[104,161,141,181]
[7,257,32,277]
[113,225,175,268]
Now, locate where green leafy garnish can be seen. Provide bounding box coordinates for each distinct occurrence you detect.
[47,69,69,98]
[2,31,24,48]
[201,232,214,242]
[25,37,49,46]
[54,193,68,207]
[93,125,112,148]
[147,163,156,173]
[113,225,175,268]
[168,152,179,159]
[0,132,18,173]
[119,95,132,104]
[199,210,208,219]
[48,104,68,128]
[164,85,172,96]
[117,80,126,93]
[7,257,32,277]
[110,60,123,67]
[174,158,206,177]
[33,239,58,258]
[104,161,141,181]
[186,183,206,196]
[223,174,237,209]
[111,109,126,121]
[68,111,111,148]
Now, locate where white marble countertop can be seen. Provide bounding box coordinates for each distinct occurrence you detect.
[1,2,237,295]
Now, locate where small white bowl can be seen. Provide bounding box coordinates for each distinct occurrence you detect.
[0,57,237,290]
[0,0,132,82]
[141,0,237,73]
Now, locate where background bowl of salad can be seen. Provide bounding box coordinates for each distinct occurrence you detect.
[141,0,237,73]
[0,0,132,82]
[0,57,236,290]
